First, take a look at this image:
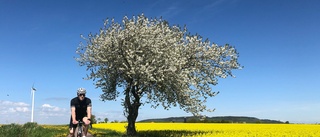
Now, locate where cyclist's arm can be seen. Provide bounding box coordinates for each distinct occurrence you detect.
[71,106,76,122]
[87,106,92,120]
[70,99,76,122]
[87,99,92,120]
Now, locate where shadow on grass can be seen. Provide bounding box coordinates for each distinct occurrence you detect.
[91,129,209,137]
[90,128,123,137]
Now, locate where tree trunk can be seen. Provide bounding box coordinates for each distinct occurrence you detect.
[126,111,138,136]
[124,82,141,136]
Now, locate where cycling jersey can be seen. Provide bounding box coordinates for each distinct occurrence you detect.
[70,97,92,120]
[69,97,92,129]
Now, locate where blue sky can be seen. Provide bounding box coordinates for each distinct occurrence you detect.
[0,0,319,124]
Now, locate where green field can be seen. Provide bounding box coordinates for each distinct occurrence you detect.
[0,122,67,137]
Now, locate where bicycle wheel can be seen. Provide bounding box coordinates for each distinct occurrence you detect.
[74,126,82,137]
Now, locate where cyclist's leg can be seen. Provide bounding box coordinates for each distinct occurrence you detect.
[69,117,78,137]
[82,117,89,136]
[69,117,74,136]
[74,124,81,137]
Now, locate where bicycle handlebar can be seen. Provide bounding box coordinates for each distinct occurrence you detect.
[76,119,92,129]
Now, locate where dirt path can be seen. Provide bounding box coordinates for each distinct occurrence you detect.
[87,132,94,137]
[67,133,94,137]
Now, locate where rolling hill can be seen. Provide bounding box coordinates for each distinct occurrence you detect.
[139,116,285,123]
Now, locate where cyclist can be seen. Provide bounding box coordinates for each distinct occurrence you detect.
[69,88,92,137]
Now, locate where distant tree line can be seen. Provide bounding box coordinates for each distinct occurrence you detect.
[140,116,287,124]
[185,118,235,123]
[92,114,127,123]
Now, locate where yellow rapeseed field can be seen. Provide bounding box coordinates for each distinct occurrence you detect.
[93,123,320,137]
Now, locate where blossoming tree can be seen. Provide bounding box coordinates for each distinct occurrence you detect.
[76,14,241,136]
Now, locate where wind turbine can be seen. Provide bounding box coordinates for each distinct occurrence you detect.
[31,84,36,122]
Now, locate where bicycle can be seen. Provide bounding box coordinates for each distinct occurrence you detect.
[74,120,84,137]
[73,119,92,137]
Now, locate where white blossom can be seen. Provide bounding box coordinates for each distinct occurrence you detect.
[76,14,241,117]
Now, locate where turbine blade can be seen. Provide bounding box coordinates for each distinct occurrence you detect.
[32,83,36,91]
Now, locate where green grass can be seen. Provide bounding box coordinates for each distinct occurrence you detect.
[0,122,67,137]
[0,122,124,137]
[89,127,123,137]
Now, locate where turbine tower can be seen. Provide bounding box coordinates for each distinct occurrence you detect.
[31,85,36,122]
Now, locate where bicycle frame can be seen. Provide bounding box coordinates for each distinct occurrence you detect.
[75,120,83,137]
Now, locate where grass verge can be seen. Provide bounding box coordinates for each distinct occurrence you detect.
[0,122,67,137]
[0,122,124,137]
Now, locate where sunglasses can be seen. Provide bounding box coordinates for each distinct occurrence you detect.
[79,94,85,97]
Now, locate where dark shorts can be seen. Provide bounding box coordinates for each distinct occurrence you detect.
[69,117,77,129]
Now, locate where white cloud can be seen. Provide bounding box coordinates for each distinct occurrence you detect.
[0,100,72,124]
[16,107,29,112]
[0,100,29,107]
[39,103,68,116]
[32,103,71,124]
[0,100,30,114]
[0,100,31,124]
